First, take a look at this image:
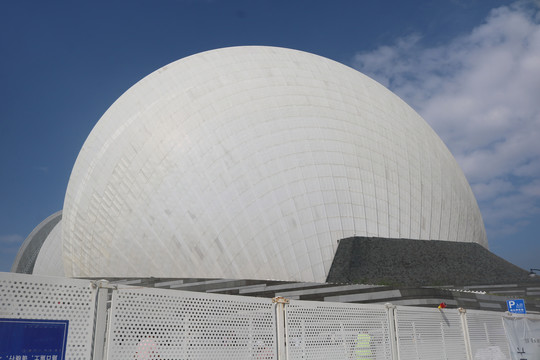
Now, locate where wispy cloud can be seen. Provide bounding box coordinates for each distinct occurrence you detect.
[353,1,540,245]
[34,166,49,173]
[0,234,24,245]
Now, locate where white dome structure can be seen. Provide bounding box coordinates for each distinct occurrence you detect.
[11,210,63,275]
[58,46,485,282]
[33,219,65,277]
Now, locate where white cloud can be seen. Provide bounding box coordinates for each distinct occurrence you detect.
[521,179,540,197]
[353,1,540,242]
[0,234,24,245]
[34,166,49,173]
[471,179,514,202]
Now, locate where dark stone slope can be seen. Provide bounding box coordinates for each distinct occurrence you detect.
[327,237,537,286]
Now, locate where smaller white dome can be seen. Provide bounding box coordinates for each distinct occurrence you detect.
[33,219,65,277]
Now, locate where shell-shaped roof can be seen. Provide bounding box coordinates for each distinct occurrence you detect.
[33,219,65,277]
[11,210,62,274]
[62,46,486,281]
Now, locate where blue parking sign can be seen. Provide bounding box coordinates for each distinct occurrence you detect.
[506,299,527,314]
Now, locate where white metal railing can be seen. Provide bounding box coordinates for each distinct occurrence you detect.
[285,299,394,360]
[464,309,511,359]
[2,272,540,360]
[0,272,99,360]
[105,285,277,360]
[393,305,468,359]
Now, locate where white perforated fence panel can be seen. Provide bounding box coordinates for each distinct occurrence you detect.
[285,300,393,360]
[0,272,98,360]
[465,310,510,360]
[107,286,277,360]
[502,314,540,360]
[394,306,467,360]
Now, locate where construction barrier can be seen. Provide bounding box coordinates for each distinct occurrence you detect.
[106,286,276,360]
[0,272,99,360]
[1,272,539,360]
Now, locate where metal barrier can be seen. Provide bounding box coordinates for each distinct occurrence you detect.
[393,306,468,360]
[0,272,99,360]
[285,299,394,360]
[502,314,540,360]
[2,272,540,360]
[106,285,277,360]
[464,309,510,359]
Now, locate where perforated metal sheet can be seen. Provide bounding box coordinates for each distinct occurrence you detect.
[107,286,276,359]
[285,300,392,360]
[502,314,540,360]
[394,306,467,360]
[465,310,510,359]
[0,272,98,360]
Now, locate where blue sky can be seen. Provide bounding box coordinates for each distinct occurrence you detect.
[1,0,539,273]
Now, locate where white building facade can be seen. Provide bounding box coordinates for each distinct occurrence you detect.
[17,46,486,282]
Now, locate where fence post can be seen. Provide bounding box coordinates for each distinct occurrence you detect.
[459,307,473,360]
[91,280,112,360]
[273,296,289,360]
[385,303,398,360]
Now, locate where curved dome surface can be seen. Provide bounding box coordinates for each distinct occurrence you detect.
[62,46,486,282]
[33,219,65,277]
[11,210,62,274]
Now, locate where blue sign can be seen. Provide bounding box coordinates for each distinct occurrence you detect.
[507,299,527,314]
[0,318,69,360]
